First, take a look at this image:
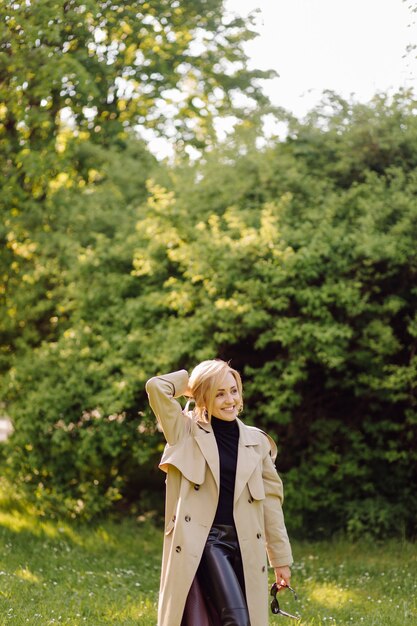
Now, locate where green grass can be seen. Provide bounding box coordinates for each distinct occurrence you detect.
[0,479,416,625]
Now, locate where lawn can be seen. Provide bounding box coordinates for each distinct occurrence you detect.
[0,479,416,625]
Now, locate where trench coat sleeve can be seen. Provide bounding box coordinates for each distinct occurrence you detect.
[145,370,189,445]
[262,439,294,568]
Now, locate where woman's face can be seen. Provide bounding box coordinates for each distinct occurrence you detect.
[211,371,241,421]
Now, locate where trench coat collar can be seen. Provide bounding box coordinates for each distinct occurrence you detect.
[194,417,261,502]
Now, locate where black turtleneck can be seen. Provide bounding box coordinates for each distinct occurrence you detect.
[211,416,240,525]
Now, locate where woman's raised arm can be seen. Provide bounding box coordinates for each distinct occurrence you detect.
[145,369,190,445]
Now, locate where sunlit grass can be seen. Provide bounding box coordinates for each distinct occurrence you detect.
[0,477,416,625]
[0,478,160,625]
[14,567,42,584]
[290,540,417,625]
[309,583,352,608]
[0,483,82,544]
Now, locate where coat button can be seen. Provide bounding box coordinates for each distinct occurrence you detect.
[175,546,181,553]
[257,532,262,539]
[262,566,266,572]
[194,484,200,491]
[185,515,191,522]
[172,515,176,522]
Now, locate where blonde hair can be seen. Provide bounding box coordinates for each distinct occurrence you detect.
[188,359,243,423]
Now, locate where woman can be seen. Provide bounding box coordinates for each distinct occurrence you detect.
[146,359,293,626]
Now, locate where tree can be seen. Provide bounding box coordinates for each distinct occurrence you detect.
[0,0,272,374]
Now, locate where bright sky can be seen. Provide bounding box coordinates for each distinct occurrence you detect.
[225,0,416,118]
[146,0,416,158]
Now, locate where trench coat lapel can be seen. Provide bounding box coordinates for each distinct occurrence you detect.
[234,418,261,504]
[193,418,260,499]
[194,421,220,490]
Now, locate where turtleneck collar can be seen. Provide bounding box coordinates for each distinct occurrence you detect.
[211,415,238,429]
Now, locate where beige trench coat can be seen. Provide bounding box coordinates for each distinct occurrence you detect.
[146,370,293,626]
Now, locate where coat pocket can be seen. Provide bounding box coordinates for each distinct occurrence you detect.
[247,467,266,500]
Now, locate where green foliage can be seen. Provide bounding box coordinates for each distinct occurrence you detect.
[2,88,417,536]
[134,92,417,539]
[1,0,276,519]
[1,139,164,519]
[1,0,268,149]
[1,0,270,376]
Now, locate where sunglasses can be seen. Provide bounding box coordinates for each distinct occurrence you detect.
[270,582,301,620]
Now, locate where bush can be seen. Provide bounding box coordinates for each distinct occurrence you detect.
[2,93,417,536]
